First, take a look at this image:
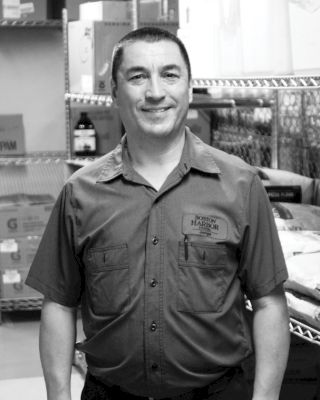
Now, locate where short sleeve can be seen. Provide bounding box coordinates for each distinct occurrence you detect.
[238,174,288,299]
[25,183,83,307]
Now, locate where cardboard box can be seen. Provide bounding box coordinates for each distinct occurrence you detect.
[0,0,48,20]
[68,20,131,94]
[65,0,96,21]
[0,236,41,270]
[71,104,123,155]
[1,268,42,299]
[0,194,54,239]
[139,0,178,23]
[0,114,25,156]
[80,1,132,22]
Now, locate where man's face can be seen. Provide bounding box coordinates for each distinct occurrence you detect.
[112,40,193,141]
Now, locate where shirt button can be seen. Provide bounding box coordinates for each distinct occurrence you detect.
[151,363,159,370]
[150,321,157,331]
[150,279,158,288]
[152,236,159,245]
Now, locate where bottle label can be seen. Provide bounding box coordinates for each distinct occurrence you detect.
[74,136,96,152]
[73,129,95,137]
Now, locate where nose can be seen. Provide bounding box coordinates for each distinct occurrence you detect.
[145,75,165,101]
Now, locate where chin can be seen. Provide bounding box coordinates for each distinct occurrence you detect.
[145,122,178,136]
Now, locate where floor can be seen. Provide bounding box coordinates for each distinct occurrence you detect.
[0,310,85,400]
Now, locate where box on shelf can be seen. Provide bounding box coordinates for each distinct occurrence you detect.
[71,104,123,155]
[68,20,131,94]
[0,236,41,270]
[139,0,178,23]
[65,0,96,21]
[0,193,55,239]
[0,268,42,299]
[0,0,48,20]
[0,114,25,156]
[80,1,132,22]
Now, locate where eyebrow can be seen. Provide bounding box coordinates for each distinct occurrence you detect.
[125,66,147,76]
[125,64,182,76]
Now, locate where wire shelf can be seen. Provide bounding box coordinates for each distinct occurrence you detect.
[193,76,320,89]
[0,297,43,311]
[0,152,68,165]
[0,157,67,199]
[0,18,62,28]
[65,93,113,107]
[246,300,320,346]
[289,318,320,346]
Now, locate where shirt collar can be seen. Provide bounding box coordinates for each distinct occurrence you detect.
[96,137,125,182]
[96,127,221,183]
[182,127,221,174]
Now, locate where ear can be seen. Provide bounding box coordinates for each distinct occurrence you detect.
[111,79,118,104]
[188,83,193,104]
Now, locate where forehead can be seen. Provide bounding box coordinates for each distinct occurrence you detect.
[120,40,187,71]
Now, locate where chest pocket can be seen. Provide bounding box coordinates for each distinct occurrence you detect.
[178,241,227,313]
[87,244,129,315]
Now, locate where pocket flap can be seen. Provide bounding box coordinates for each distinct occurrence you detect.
[88,244,129,270]
[179,242,226,267]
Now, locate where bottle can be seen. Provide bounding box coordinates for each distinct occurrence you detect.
[73,112,97,156]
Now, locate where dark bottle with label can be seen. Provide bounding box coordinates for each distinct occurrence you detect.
[73,112,97,156]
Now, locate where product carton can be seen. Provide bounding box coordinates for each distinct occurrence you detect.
[139,0,178,23]
[0,236,41,270]
[0,194,54,239]
[68,20,131,94]
[65,0,96,21]
[0,0,48,20]
[0,114,25,156]
[79,1,132,22]
[1,268,42,299]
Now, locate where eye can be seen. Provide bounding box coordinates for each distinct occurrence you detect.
[129,73,146,83]
[163,71,179,81]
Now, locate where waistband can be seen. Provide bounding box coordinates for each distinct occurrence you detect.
[83,367,242,400]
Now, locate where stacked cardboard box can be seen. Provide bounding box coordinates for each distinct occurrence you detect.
[68,21,131,95]
[0,114,25,157]
[0,193,55,300]
[0,0,48,20]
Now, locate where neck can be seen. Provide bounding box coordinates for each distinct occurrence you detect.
[127,128,185,168]
[126,130,186,190]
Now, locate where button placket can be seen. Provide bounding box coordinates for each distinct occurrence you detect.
[144,200,163,385]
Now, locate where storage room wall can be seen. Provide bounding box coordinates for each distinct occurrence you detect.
[0,28,65,154]
[289,2,320,74]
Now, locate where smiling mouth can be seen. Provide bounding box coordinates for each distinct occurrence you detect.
[142,107,170,113]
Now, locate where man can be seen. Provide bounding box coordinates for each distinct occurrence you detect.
[26,27,290,400]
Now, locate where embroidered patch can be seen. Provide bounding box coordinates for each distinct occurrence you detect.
[182,214,228,239]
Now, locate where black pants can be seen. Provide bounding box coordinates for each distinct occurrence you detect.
[81,368,251,400]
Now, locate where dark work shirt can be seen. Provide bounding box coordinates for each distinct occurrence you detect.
[26,128,288,398]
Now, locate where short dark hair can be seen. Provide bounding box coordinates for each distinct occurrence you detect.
[111,26,192,85]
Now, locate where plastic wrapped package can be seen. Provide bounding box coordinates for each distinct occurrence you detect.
[273,203,320,329]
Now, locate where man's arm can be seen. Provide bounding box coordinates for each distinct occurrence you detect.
[251,284,290,400]
[39,297,78,400]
